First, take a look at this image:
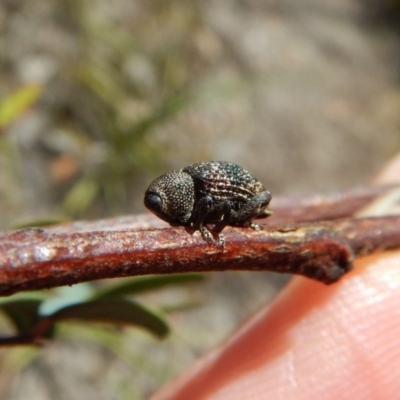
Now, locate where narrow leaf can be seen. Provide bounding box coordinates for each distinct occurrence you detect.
[93,273,205,300]
[50,299,169,338]
[39,283,94,316]
[0,84,43,129]
[63,177,99,216]
[13,218,70,230]
[0,298,43,334]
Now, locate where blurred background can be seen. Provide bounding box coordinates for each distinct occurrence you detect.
[0,0,400,399]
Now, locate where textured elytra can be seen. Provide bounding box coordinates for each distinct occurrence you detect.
[144,161,272,246]
[183,162,266,203]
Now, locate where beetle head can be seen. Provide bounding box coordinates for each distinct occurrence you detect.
[144,170,195,225]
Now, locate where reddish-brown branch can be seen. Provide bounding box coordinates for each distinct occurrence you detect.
[0,184,399,296]
[269,183,400,224]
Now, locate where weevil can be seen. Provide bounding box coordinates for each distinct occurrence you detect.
[144,161,272,246]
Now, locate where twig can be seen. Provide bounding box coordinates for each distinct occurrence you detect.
[0,184,399,296]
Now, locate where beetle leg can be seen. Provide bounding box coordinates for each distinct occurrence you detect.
[192,196,226,247]
[212,201,235,233]
[192,195,213,226]
[198,225,225,247]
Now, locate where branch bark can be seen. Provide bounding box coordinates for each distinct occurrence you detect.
[0,184,399,296]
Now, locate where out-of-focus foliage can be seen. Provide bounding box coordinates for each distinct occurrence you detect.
[0,0,214,224]
[361,0,400,26]
[0,274,204,345]
[0,85,43,131]
[62,21,192,216]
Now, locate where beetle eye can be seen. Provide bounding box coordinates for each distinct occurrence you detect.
[144,192,163,212]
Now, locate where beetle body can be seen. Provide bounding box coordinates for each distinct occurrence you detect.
[144,161,272,246]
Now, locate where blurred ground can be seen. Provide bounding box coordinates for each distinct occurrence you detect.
[0,0,400,399]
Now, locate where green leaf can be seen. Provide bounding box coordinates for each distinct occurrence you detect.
[0,297,43,335]
[77,64,123,105]
[131,94,189,139]
[92,273,205,300]
[63,177,99,216]
[12,217,70,230]
[49,299,169,338]
[39,283,94,317]
[0,84,43,129]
